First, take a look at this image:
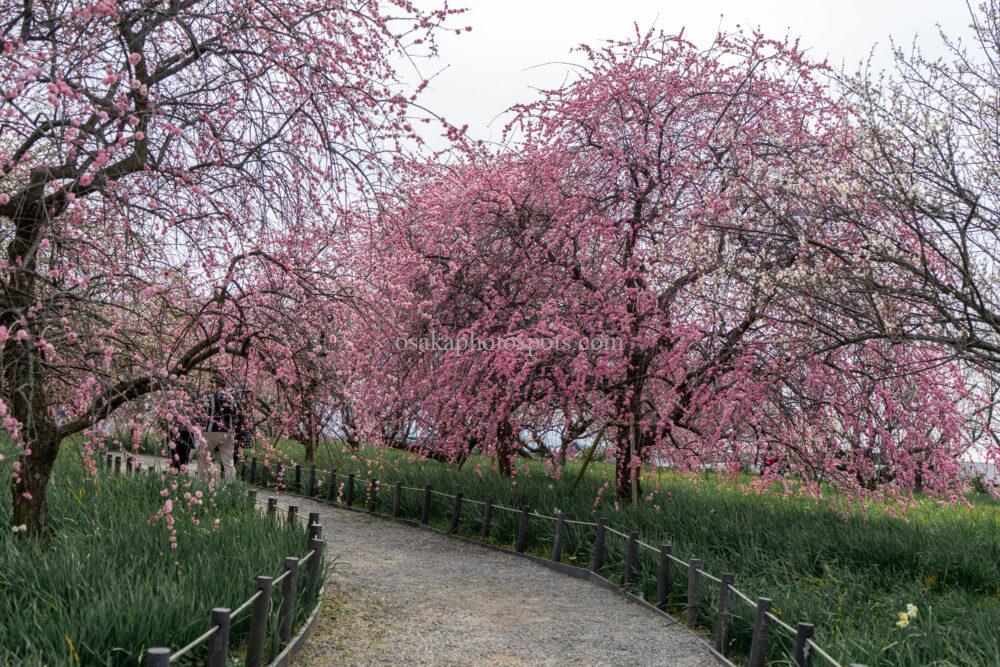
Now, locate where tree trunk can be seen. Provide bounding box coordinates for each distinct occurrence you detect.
[6,181,59,539]
[614,413,645,502]
[11,429,60,541]
[495,420,516,477]
[304,409,317,463]
[614,434,642,501]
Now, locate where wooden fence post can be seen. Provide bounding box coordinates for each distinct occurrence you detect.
[449,492,463,534]
[261,462,269,489]
[393,481,402,518]
[105,453,112,468]
[114,456,121,473]
[326,469,337,502]
[307,512,320,546]
[748,597,772,667]
[368,479,378,512]
[624,531,639,587]
[551,512,566,562]
[303,537,325,612]
[794,622,814,667]
[246,576,273,667]
[205,607,231,667]
[686,558,701,627]
[481,499,494,541]
[656,544,671,607]
[278,556,299,644]
[346,474,355,506]
[240,459,247,481]
[294,464,302,494]
[267,497,277,518]
[145,648,170,667]
[250,457,257,485]
[288,505,299,526]
[592,518,607,572]
[715,573,735,654]
[515,506,531,553]
[308,465,317,497]
[420,485,432,524]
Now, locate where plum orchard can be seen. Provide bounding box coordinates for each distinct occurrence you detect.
[0,0,463,537]
[347,30,982,502]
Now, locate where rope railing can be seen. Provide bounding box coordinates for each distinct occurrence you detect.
[231,589,263,620]
[102,454,326,667]
[167,626,218,663]
[245,457,861,667]
[808,638,845,667]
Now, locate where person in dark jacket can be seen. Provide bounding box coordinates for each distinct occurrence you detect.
[198,377,239,481]
[167,425,194,471]
[232,384,253,464]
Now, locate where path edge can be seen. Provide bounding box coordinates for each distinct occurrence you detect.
[269,489,733,667]
[268,584,325,667]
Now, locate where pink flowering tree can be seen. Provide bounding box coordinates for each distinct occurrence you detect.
[355,30,979,502]
[0,0,463,537]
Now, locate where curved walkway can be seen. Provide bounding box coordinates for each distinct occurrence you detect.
[262,491,715,667]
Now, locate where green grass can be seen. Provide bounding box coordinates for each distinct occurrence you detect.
[0,444,321,666]
[262,439,1000,667]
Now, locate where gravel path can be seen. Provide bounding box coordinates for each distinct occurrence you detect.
[261,491,716,667]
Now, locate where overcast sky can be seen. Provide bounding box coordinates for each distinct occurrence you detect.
[403,0,973,146]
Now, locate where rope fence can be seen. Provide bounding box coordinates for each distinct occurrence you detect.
[243,457,870,667]
[103,453,326,667]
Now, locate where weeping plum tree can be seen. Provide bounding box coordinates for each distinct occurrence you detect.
[353,29,980,502]
[0,0,461,537]
[814,0,1000,482]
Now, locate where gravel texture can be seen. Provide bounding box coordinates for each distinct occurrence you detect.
[262,492,716,667]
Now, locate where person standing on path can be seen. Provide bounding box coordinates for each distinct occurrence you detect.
[199,376,239,481]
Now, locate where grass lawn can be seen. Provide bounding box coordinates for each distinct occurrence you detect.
[0,443,319,666]
[261,438,1000,667]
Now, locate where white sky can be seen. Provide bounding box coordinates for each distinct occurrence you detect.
[404,0,973,146]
